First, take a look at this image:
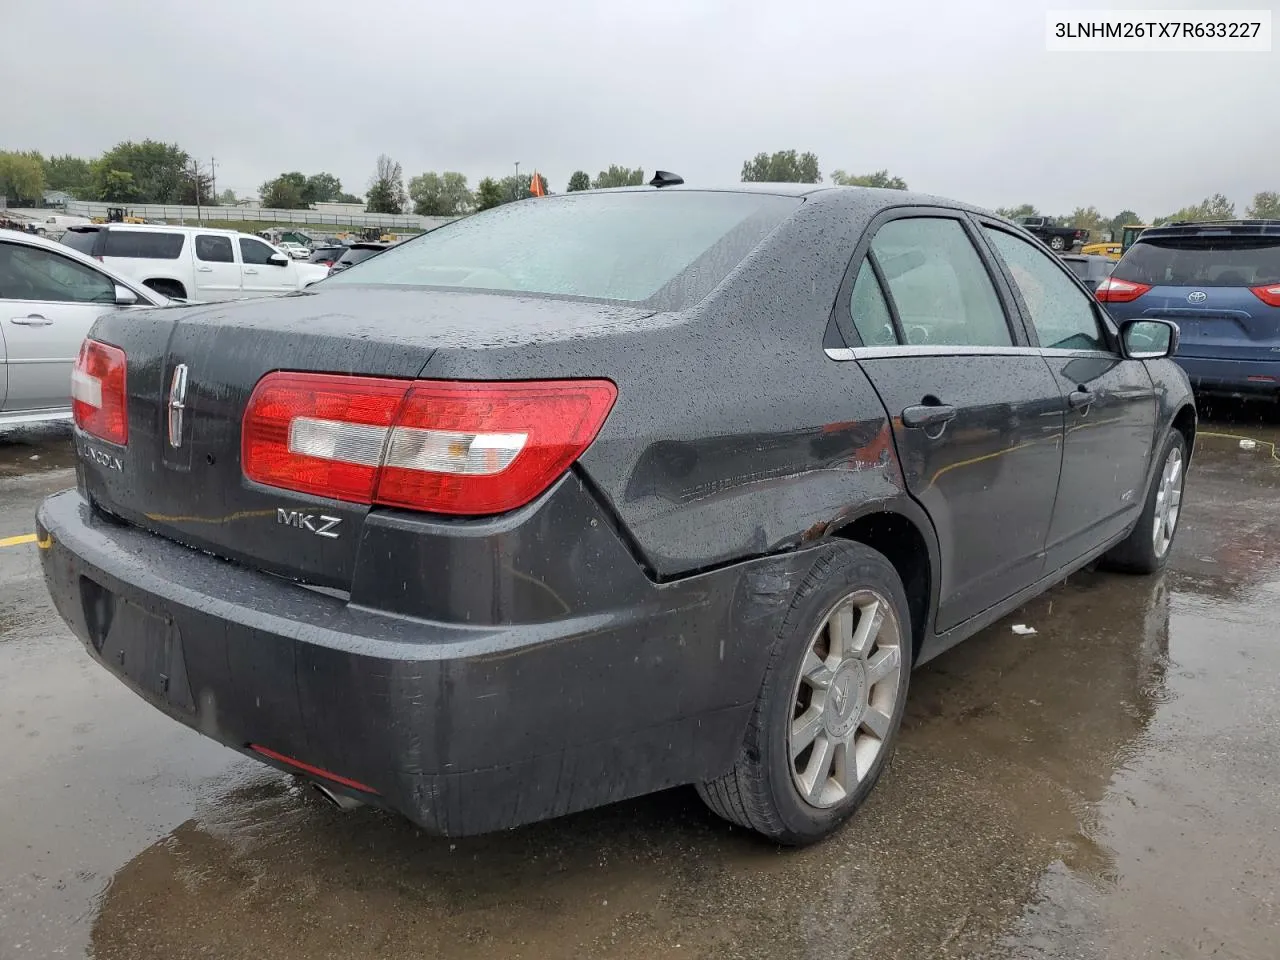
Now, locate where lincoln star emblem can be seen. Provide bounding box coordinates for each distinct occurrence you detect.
[1187,291,1208,304]
[831,678,848,715]
[167,363,188,448]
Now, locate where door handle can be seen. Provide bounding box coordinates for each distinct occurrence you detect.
[10,314,53,326]
[901,403,958,429]
[1068,388,1094,410]
[243,268,259,274]
[196,266,214,273]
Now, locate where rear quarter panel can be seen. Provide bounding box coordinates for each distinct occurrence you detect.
[419,192,920,579]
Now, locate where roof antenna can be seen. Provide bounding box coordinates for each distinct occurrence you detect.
[649,171,684,188]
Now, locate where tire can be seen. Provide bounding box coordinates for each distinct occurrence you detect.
[1049,235,1066,251]
[1103,430,1187,574]
[697,542,912,845]
[144,279,186,299]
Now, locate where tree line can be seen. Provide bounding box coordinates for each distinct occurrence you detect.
[992,192,1280,239]
[6,142,1279,230]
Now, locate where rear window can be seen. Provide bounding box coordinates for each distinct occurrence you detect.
[61,229,100,255]
[323,191,801,308]
[102,230,185,260]
[337,247,383,267]
[309,247,341,262]
[1115,237,1280,287]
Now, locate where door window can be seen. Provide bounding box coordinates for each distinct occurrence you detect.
[239,238,279,265]
[0,243,115,303]
[870,218,1011,347]
[195,235,234,263]
[984,228,1107,351]
[848,260,897,346]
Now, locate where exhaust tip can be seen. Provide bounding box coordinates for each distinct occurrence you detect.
[312,782,365,812]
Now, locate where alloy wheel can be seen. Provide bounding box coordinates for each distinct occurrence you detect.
[788,589,904,809]
[1152,445,1183,559]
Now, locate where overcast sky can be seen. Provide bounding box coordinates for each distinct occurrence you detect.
[3,0,1276,219]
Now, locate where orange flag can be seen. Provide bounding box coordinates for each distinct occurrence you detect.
[529,171,545,197]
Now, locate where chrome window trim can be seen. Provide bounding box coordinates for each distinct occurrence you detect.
[826,345,1124,361]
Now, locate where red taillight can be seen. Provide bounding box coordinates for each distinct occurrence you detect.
[1094,277,1152,303]
[1250,284,1280,307]
[242,373,617,515]
[72,339,128,445]
[241,373,408,502]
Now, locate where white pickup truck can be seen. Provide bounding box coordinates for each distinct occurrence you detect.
[61,224,328,301]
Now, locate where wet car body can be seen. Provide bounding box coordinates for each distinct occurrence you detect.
[37,185,1195,840]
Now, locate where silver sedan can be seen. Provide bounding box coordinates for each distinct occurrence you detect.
[0,228,167,428]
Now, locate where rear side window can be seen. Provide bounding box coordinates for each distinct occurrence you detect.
[849,261,897,346]
[60,229,100,255]
[323,191,801,309]
[1115,237,1280,287]
[984,228,1106,351]
[103,230,184,260]
[870,218,1011,347]
[195,235,234,263]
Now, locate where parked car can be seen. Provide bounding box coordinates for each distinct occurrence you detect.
[1059,253,1115,292]
[0,228,166,427]
[1016,216,1087,252]
[327,241,390,275]
[38,185,1194,846]
[279,241,311,260]
[1098,218,1280,400]
[307,244,347,268]
[61,224,328,302]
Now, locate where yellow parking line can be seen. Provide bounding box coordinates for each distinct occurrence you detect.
[0,533,37,548]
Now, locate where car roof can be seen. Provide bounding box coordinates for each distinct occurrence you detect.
[1139,219,1280,240]
[0,228,167,304]
[67,222,242,237]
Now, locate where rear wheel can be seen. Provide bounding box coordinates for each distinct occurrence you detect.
[697,542,912,845]
[1048,235,1066,251]
[1103,430,1186,573]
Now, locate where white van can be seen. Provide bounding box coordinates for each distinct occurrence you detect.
[60,224,329,301]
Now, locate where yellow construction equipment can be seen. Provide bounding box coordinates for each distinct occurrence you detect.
[1081,224,1150,260]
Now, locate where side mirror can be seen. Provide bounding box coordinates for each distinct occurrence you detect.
[268,253,289,266]
[114,284,139,306]
[1121,318,1178,359]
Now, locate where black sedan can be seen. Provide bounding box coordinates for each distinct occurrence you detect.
[38,183,1193,845]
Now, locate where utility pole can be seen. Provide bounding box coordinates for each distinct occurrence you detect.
[514,161,520,202]
[210,156,217,205]
[188,158,206,223]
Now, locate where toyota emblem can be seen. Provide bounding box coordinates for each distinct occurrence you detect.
[1187,291,1208,304]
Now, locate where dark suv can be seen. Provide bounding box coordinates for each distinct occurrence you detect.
[1099,219,1280,399]
[328,241,390,275]
[38,185,1193,845]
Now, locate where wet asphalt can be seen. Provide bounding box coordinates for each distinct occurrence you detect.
[1,410,1278,960]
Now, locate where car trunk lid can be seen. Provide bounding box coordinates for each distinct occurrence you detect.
[78,289,651,590]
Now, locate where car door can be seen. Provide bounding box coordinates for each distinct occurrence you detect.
[0,239,120,412]
[238,236,295,296]
[978,221,1158,569]
[844,212,1065,632]
[192,234,240,300]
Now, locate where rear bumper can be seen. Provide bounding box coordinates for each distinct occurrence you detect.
[1176,355,1280,397]
[37,489,814,835]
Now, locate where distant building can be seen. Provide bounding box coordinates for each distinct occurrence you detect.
[43,190,75,207]
[313,201,369,217]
